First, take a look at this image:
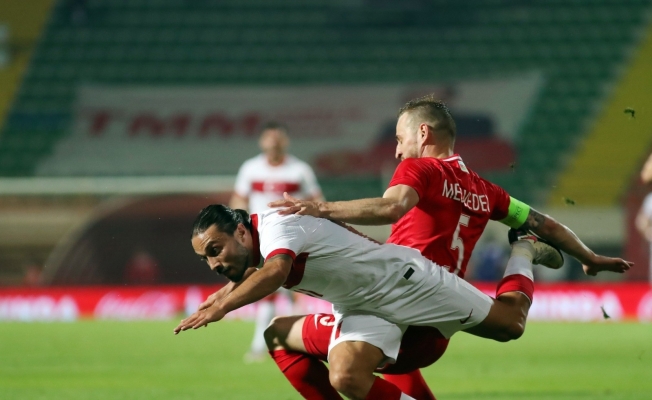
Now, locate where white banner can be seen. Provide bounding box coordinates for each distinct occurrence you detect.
[38,74,542,176]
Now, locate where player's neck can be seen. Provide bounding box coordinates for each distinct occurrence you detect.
[266,154,286,166]
[422,146,454,159]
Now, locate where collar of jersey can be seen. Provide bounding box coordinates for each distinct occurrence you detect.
[250,214,261,266]
[442,154,461,162]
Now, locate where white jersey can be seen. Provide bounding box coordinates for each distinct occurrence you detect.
[252,209,492,338]
[642,192,652,283]
[234,154,322,214]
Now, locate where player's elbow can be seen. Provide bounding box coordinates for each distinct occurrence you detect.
[536,214,560,238]
[387,202,407,223]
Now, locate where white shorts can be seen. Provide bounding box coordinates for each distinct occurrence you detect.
[327,312,407,368]
[328,263,494,363]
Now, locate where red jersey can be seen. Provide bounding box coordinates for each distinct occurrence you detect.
[387,155,510,279]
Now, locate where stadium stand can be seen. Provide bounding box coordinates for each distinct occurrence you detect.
[0,0,651,206]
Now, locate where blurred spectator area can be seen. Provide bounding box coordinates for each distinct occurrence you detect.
[0,0,651,204]
[0,24,9,68]
[0,176,236,286]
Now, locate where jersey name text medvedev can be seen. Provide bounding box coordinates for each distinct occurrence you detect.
[442,179,490,213]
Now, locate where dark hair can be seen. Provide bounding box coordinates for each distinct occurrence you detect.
[260,121,289,134]
[191,204,252,238]
[398,95,456,142]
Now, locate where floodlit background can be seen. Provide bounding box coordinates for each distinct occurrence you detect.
[0,1,651,399]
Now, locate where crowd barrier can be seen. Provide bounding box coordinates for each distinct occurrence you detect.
[1,283,651,322]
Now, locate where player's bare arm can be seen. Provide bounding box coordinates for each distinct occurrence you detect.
[268,184,419,225]
[229,193,249,211]
[174,255,291,334]
[519,207,632,276]
[198,267,258,310]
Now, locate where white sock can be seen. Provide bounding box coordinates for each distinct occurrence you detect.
[400,393,416,400]
[250,301,275,354]
[504,241,534,281]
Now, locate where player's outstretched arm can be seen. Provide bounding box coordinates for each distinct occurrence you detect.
[268,184,419,225]
[520,208,632,276]
[174,255,291,334]
[197,267,258,311]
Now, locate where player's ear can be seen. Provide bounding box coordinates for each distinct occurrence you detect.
[236,223,246,240]
[419,123,432,142]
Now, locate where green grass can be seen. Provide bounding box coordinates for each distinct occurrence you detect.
[0,320,651,399]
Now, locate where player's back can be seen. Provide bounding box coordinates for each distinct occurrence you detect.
[387,155,510,278]
[255,210,432,308]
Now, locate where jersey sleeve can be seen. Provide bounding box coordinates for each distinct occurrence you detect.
[233,161,252,197]
[388,159,438,200]
[487,181,511,221]
[259,214,308,262]
[300,163,322,198]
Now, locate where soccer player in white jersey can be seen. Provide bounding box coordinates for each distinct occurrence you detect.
[229,121,324,362]
[230,121,323,213]
[175,205,586,400]
[636,152,652,283]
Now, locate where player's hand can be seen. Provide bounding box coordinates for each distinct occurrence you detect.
[582,255,633,276]
[197,291,220,311]
[268,192,321,217]
[173,304,226,334]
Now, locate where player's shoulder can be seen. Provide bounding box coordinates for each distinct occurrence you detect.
[239,154,266,170]
[257,208,304,230]
[285,154,313,170]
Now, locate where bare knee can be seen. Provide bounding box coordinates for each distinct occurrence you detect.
[328,368,373,400]
[263,316,286,351]
[328,370,359,399]
[263,315,305,352]
[328,341,383,400]
[494,321,525,342]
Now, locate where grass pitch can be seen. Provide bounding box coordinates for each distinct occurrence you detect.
[1,320,650,399]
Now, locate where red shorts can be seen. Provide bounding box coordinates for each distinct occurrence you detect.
[302,314,449,375]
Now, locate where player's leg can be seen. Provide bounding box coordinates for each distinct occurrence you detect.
[245,297,276,362]
[327,313,415,400]
[380,326,448,374]
[379,326,448,400]
[464,231,563,341]
[383,371,436,400]
[265,315,342,400]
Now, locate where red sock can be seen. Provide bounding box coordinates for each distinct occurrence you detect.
[496,274,534,302]
[383,371,436,400]
[365,376,403,400]
[269,350,343,399]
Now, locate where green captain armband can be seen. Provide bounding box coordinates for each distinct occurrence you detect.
[499,197,530,229]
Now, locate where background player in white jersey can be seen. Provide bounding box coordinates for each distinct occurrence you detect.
[174,205,592,400]
[230,121,323,213]
[636,152,652,283]
[229,121,325,362]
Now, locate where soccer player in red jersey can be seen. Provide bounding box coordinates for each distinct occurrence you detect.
[263,95,631,399]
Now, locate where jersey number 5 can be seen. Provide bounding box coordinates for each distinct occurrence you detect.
[450,214,470,275]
